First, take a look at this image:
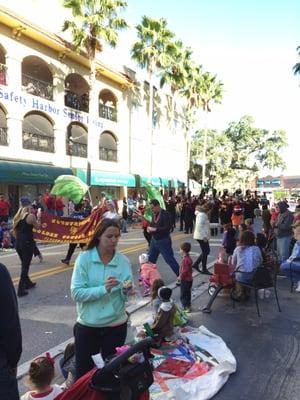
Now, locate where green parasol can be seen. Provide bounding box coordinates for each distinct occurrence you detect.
[51,175,89,205]
[144,183,166,222]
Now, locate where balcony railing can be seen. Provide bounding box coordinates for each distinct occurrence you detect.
[99,147,118,162]
[0,64,7,85]
[22,74,53,100]
[67,142,87,158]
[0,127,8,145]
[99,104,117,122]
[23,131,55,153]
[65,91,89,113]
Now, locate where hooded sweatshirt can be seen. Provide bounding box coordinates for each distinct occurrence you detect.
[140,262,161,285]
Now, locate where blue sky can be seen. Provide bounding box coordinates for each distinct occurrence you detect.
[117,0,300,175]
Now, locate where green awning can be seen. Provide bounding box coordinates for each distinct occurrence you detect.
[140,175,161,187]
[0,161,73,184]
[160,177,169,187]
[170,178,178,188]
[77,169,135,187]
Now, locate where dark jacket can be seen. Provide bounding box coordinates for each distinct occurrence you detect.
[0,263,22,369]
[150,209,171,240]
[152,302,176,340]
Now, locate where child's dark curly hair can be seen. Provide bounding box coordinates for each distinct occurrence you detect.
[151,279,165,301]
[28,356,54,389]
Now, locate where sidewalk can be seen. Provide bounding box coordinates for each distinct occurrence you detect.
[19,262,300,399]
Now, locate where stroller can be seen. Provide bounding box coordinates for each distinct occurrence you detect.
[201,260,235,313]
[55,338,153,400]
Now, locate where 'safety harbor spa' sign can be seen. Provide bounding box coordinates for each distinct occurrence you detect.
[0,85,104,128]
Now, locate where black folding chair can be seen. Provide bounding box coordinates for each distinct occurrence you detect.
[231,266,281,317]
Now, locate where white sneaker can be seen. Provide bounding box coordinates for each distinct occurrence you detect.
[258,289,265,299]
[264,289,271,298]
[295,282,300,292]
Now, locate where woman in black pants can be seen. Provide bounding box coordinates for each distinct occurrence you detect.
[192,205,212,274]
[13,197,41,297]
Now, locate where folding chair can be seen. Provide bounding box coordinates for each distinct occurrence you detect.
[231,266,281,317]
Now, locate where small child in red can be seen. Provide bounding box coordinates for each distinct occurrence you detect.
[139,253,161,297]
[179,242,193,312]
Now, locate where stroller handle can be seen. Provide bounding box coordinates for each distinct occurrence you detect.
[99,337,153,374]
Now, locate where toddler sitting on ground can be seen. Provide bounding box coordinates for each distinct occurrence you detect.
[139,253,161,296]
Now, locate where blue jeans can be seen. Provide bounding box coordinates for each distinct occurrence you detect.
[235,271,254,284]
[148,236,179,276]
[280,259,300,283]
[277,236,292,263]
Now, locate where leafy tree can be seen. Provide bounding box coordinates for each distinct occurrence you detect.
[224,115,287,171]
[189,129,232,187]
[62,0,128,89]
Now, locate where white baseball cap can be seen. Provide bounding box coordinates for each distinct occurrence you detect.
[139,253,149,264]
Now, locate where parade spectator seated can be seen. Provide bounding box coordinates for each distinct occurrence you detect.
[138,253,161,297]
[280,222,300,291]
[231,230,263,300]
[0,221,15,249]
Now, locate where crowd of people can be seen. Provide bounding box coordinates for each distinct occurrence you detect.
[1,187,300,399]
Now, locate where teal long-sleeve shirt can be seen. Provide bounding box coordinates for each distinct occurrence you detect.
[71,247,133,327]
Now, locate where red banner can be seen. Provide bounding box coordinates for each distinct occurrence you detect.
[33,207,105,244]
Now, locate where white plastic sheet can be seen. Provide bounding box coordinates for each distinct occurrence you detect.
[151,325,236,400]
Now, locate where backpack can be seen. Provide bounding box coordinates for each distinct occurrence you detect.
[173,304,189,327]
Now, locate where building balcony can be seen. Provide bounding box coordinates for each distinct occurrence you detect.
[99,104,117,122]
[67,142,87,158]
[22,74,53,100]
[23,131,55,153]
[0,64,7,85]
[0,127,8,145]
[99,147,118,162]
[65,91,89,113]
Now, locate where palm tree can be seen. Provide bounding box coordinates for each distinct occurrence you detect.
[293,46,300,75]
[185,69,223,187]
[160,41,193,122]
[131,16,175,177]
[62,0,128,91]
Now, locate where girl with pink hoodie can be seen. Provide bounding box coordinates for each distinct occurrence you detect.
[139,253,161,296]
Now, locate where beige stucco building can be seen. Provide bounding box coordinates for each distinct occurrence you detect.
[0,2,189,213]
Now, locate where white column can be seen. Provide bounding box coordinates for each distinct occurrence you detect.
[53,126,67,166]
[53,74,65,108]
[5,55,22,89]
[6,116,23,151]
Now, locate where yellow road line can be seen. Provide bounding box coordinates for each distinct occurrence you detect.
[12,232,191,285]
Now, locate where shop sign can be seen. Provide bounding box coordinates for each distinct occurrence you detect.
[0,84,104,128]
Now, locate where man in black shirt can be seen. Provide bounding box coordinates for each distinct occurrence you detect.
[0,263,22,400]
[147,199,180,276]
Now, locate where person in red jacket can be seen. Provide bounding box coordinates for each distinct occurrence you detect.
[179,242,193,312]
[0,194,10,223]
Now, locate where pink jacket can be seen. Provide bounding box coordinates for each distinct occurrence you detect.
[140,262,161,285]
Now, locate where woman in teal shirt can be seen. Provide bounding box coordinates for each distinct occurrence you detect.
[71,219,133,379]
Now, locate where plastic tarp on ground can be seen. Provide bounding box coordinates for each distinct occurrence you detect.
[149,325,236,400]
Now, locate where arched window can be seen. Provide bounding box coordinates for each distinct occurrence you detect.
[0,44,7,85]
[99,89,117,122]
[99,131,117,162]
[22,56,53,100]
[22,112,54,153]
[66,122,88,158]
[0,106,7,145]
[65,74,89,113]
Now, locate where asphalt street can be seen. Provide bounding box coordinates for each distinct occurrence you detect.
[3,225,220,376]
